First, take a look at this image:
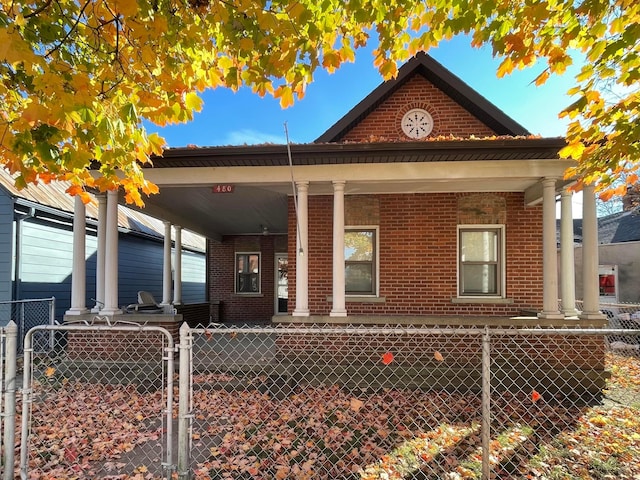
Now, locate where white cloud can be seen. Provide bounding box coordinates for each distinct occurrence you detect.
[224,129,286,146]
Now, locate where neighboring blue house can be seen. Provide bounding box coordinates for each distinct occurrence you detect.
[0,169,207,322]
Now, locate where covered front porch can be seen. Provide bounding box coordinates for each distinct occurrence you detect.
[63,141,606,328]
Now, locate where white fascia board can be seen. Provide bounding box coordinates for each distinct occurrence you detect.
[141,159,574,187]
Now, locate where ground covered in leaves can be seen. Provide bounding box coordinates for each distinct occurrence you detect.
[15,353,640,479]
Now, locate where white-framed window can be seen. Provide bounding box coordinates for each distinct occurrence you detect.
[345,227,378,295]
[236,252,261,294]
[458,225,505,297]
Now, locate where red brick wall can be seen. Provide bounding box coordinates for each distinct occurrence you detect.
[342,75,497,142]
[287,192,544,317]
[67,327,174,361]
[208,235,287,323]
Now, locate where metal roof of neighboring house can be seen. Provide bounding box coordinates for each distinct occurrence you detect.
[0,168,206,252]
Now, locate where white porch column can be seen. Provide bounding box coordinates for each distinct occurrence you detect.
[161,221,172,305]
[66,195,89,315]
[580,184,605,320]
[293,181,310,316]
[560,188,578,317]
[538,177,563,319]
[100,190,122,315]
[173,225,182,305]
[91,194,107,312]
[330,180,347,317]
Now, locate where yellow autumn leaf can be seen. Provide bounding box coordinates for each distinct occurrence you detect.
[45,366,56,377]
[184,92,204,112]
[559,141,586,159]
[379,59,398,79]
[113,0,138,17]
[275,85,295,108]
[497,57,514,78]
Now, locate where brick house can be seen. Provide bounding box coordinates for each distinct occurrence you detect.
[129,53,604,330]
[65,53,608,328]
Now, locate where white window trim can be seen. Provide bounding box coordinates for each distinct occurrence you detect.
[456,224,506,299]
[235,252,262,295]
[345,225,379,297]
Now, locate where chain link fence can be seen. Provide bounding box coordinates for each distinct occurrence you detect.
[578,300,640,345]
[0,298,55,353]
[15,320,175,479]
[2,321,639,479]
[178,324,640,480]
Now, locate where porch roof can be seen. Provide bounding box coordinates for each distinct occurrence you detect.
[148,137,566,168]
[128,137,571,241]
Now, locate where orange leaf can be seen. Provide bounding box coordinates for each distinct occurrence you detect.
[497,57,514,78]
[45,366,56,377]
[531,390,542,402]
[434,351,444,362]
[381,352,394,365]
[350,397,364,412]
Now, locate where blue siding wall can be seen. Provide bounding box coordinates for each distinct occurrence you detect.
[181,249,207,303]
[118,235,165,306]
[0,193,13,302]
[16,218,205,321]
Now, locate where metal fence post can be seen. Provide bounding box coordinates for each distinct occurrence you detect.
[2,321,17,480]
[177,322,192,480]
[481,326,491,480]
[49,298,55,351]
[19,327,34,480]
[164,329,175,479]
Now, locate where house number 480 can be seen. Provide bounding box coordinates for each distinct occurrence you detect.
[212,185,234,193]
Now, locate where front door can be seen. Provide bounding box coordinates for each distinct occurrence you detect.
[275,254,288,314]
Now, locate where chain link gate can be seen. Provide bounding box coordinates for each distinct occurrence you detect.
[177,324,640,480]
[18,321,176,479]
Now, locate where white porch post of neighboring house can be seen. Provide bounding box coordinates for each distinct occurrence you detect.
[66,195,89,315]
[161,221,172,305]
[330,180,347,317]
[580,184,605,320]
[92,193,107,312]
[560,187,579,317]
[100,190,122,315]
[173,225,182,305]
[293,181,310,316]
[538,177,563,319]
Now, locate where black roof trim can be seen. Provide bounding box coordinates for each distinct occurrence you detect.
[150,137,565,168]
[315,52,530,143]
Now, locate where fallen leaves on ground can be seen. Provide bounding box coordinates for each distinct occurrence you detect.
[16,353,640,479]
[18,380,164,479]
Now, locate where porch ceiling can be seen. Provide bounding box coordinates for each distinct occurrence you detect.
[124,138,571,241]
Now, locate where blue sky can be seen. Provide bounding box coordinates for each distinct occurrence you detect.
[147,36,581,148]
